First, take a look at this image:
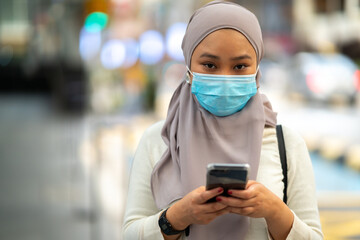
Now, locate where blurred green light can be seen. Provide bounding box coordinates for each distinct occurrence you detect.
[84,12,108,33]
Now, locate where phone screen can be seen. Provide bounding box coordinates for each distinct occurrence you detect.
[206,163,249,202]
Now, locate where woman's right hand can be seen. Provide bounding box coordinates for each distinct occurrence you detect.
[165,186,230,231]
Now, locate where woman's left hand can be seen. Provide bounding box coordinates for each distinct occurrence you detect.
[217,180,294,240]
[216,180,280,219]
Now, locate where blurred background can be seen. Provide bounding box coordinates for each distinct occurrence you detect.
[0,0,359,239]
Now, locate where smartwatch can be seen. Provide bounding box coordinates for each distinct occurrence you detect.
[158,208,185,235]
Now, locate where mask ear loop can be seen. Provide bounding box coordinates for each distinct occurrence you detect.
[255,65,260,89]
[186,66,193,84]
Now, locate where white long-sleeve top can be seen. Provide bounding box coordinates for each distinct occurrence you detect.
[122,121,323,240]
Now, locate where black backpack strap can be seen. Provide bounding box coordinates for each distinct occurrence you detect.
[276,125,288,204]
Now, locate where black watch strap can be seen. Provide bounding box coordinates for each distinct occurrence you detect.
[158,208,187,235]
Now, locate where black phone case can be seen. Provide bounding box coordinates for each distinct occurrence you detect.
[206,164,249,202]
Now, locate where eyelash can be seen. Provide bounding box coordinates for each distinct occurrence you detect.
[202,63,247,70]
[202,63,216,69]
[234,64,247,70]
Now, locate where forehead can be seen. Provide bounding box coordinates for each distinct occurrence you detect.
[192,29,257,58]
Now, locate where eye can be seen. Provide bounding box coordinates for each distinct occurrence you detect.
[203,63,216,69]
[234,64,246,70]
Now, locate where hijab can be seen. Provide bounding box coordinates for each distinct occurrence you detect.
[151,1,277,239]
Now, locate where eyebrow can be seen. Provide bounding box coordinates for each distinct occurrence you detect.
[230,55,252,61]
[199,53,252,61]
[199,53,220,59]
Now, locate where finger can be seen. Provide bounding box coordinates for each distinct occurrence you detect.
[229,206,255,216]
[195,208,230,225]
[246,180,257,188]
[228,181,260,199]
[196,187,224,204]
[234,180,264,199]
[202,201,228,213]
[216,196,254,208]
[210,207,230,217]
[227,188,256,200]
[204,207,230,219]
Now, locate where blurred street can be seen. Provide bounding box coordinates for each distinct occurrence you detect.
[0,95,92,240]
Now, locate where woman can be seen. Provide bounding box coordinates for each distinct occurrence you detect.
[122,1,323,240]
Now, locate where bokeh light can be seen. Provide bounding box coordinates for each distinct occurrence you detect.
[100,40,126,69]
[79,27,102,61]
[355,70,360,91]
[166,22,187,62]
[139,30,165,65]
[84,12,108,33]
[123,39,139,68]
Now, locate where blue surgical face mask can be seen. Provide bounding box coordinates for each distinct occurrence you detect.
[187,67,258,117]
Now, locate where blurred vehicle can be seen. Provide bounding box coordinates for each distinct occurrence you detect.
[287,52,360,104]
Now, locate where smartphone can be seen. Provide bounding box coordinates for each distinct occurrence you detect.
[206,163,250,202]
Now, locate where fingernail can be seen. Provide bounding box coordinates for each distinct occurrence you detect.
[218,188,223,193]
[228,190,232,195]
[216,197,222,202]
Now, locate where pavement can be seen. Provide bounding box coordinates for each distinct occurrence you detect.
[312,154,360,240]
[0,95,92,240]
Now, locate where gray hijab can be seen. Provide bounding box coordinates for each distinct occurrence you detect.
[151,1,277,239]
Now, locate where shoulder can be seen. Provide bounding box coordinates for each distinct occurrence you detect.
[142,120,165,140]
[139,120,165,147]
[261,125,310,167]
[279,125,313,175]
[281,125,307,150]
[137,120,167,166]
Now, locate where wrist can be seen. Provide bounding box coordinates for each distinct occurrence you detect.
[166,202,190,231]
[265,199,284,223]
[265,200,294,238]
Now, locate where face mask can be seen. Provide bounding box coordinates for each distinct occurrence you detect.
[187,68,258,117]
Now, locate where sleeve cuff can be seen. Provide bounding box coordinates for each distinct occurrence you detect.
[286,211,312,239]
[144,211,163,239]
[266,210,295,240]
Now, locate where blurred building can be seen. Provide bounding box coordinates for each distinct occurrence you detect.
[293,0,360,56]
[234,0,294,59]
[0,0,87,112]
[234,0,360,61]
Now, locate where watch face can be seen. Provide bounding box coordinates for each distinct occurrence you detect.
[160,222,169,231]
